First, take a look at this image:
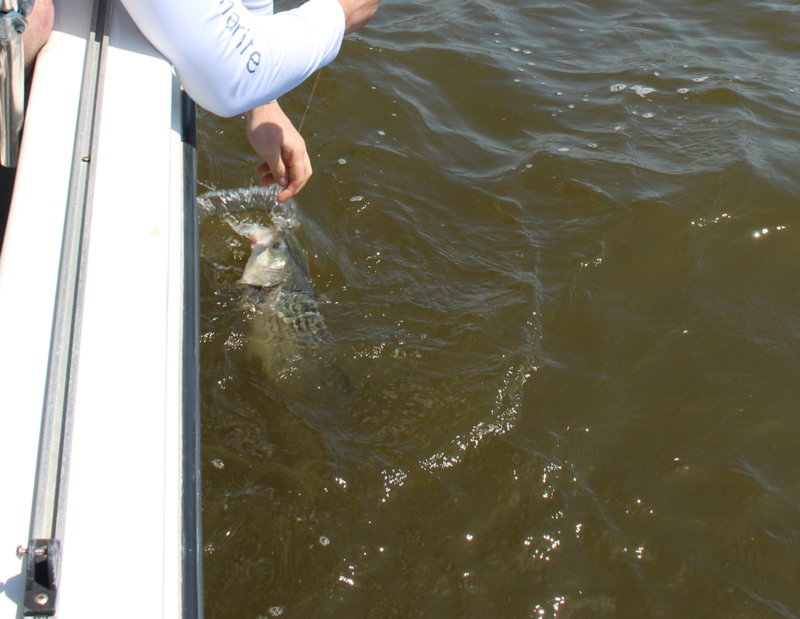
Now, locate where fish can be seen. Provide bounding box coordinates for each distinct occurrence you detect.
[238,225,347,395]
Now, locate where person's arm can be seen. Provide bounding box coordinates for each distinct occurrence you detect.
[121,0,379,201]
[22,0,54,74]
[120,0,345,117]
[239,0,379,202]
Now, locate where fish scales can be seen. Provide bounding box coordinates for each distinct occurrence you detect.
[250,288,329,343]
[238,225,346,395]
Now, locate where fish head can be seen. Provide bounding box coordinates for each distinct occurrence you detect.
[238,226,292,288]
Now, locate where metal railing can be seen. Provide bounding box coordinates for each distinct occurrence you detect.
[0,0,33,168]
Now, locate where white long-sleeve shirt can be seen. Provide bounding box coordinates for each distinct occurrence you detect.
[120,0,346,117]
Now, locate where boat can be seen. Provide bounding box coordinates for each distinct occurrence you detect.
[0,0,203,617]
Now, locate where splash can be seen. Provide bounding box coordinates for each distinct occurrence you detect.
[197,185,299,230]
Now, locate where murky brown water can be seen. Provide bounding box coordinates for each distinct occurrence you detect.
[197,0,800,617]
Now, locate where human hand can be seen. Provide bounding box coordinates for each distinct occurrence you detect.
[246,101,312,203]
[336,0,379,36]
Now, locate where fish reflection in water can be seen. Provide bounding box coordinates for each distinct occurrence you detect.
[237,224,350,397]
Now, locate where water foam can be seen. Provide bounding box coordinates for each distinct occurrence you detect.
[197,185,299,231]
[631,85,655,97]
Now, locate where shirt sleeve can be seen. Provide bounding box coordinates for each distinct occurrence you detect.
[241,0,273,16]
[120,0,345,117]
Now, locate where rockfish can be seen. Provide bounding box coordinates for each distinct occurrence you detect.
[239,226,346,395]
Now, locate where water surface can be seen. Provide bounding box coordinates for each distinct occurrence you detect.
[197,0,800,616]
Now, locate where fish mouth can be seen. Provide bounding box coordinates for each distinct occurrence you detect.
[249,226,282,246]
[237,278,287,290]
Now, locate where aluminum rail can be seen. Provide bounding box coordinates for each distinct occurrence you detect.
[10,1,204,615]
[20,0,113,615]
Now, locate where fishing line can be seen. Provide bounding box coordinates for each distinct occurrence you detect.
[298,69,322,132]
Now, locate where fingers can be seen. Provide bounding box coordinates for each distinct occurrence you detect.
[259,151,288,188]
[254,162,277,186]
[256,172,277,187]
[254,150,312,200]
[247,104,289,187]
[277,151,312,203]
[246,101,313,202]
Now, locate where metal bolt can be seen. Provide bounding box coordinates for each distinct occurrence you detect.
[16,545,46,558]
[34,593,49,606]
[81,155,90,162]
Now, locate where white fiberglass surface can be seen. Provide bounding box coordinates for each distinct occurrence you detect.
[0,27,87,619]
[0,3,187,618]
[56,6,185,619]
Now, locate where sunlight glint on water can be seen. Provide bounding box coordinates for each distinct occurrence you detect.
[197,0,800,617]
